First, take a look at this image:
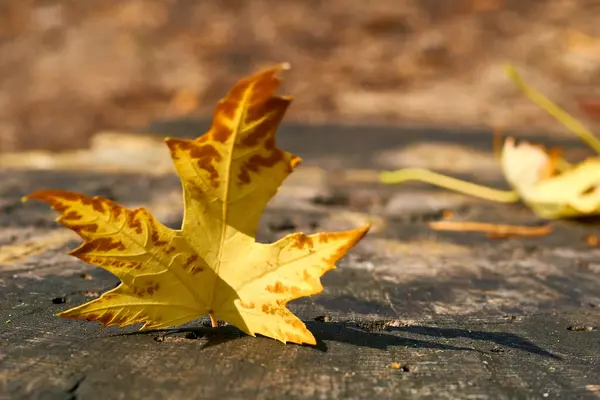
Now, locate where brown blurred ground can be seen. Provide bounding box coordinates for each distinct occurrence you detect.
[2,0,600,153]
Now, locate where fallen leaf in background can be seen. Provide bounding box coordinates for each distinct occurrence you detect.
[380,64,600,220]
[23,64,369,345]
[500,136,600,219]
[429,221,553,238]
[500,65,600,219]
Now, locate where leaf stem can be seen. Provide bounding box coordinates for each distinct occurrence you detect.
[380,168,520,203]
[209,312,218,328]
[505,64,600,155]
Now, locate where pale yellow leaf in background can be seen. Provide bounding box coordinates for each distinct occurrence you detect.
[500,137,600,218]
[379,64,600,220]
[501,65,600,218]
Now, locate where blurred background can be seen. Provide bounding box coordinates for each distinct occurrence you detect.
[2,0,600,153]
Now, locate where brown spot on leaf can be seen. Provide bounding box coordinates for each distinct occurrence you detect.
[197,135,209,144]
[265,281,303,298]
[240,99,289,147]
[150,227,160,243]
[211,107,235,143]
[112,205,122,220]
[165,245,176,254]
[581,185,596,196]
[97,312,115,326]
[184,254,199,270]
[145,282,159,296]
[292,235,314,250]
[82,313,98,321]
[266,281,287,294]
[190,266,204,275]
[91,258,144,270]
[171,138,222,188]
[318,234,330,244]
[238,168,251,185]
[89,197,106,214]
[76,237,127,255]
[292,319,304,330]
[194,144,221,188]
[70,223,99,236]
[239,147,286,185]
[239,301,255,309]
[261,304,279,315]
[148,217,166,246]
[63,210,83,221]
[128,209,144,234]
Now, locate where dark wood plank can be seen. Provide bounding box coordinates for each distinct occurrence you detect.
[1,123,599,399]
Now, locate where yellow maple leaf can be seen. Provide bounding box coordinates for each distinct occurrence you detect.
[23,64,369,345]
[379,65,600,220]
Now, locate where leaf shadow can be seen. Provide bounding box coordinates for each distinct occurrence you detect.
[306,321,480,353]
[389,325,561,359]
[111,320,559,359]
[115,321,480,353]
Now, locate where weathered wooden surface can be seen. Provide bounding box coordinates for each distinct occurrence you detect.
[1,122,599,399]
